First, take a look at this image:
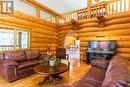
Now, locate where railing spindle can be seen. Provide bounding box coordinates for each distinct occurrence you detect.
[120,0,122,12]
[124,0,126,12]
[116,0,118,14]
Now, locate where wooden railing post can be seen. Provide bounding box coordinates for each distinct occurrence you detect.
[55,16,59,24]
[36,7,40,18]
[87,0,92,18]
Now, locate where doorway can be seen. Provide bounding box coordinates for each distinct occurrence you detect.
[64,35,80,60]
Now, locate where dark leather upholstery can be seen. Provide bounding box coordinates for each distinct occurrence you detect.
[2,60,18,66]
[4,51,27,62]
[102,55,130,87]
[17,59,40,70]
[91,59,110,69]
[25,50,40,60]
[0,50,43,82]
[56,55,130,87]
[72,67,106,87]
[0,52,4,60]
[56,48,69,59]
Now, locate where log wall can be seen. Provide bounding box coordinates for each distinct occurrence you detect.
[58,12,130,60]
[0,11,58,54]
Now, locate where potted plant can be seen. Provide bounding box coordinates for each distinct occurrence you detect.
[40,55,60,67]
[48,55,56,67]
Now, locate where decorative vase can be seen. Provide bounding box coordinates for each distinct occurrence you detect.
[49,60,55,67]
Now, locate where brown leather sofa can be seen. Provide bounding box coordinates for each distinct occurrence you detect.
[0,50,44,82]
[56,55,130,87]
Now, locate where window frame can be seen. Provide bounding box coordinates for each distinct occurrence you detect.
[0,26,30,51]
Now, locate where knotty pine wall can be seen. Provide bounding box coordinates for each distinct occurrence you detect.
[58,12,130,60]
[0,11,57,54]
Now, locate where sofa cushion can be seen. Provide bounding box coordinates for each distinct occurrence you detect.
[13,51,27,62]
[82,66,106,84]
[4,51,14,60]
[0,52,4,60]
[4,51,27,62]
[25,50,40,60]
[102,55,130,87]
[91,59,109,69]
[17,59,40,70]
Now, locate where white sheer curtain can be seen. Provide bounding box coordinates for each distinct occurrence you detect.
[0,29,14,50]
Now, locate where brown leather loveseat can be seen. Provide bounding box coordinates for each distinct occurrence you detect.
[56,55,130,87]
[0,50,43,82]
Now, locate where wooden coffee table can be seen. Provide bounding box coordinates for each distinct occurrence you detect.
[33,63,68,85]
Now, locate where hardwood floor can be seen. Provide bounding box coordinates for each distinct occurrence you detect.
[0,59,91,87]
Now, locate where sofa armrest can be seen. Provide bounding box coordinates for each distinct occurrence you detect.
[2,60,18,67]
[2,65,17,82]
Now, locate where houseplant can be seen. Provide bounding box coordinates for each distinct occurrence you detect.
[40,55,60,67]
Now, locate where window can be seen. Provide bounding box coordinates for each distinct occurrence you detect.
[0,28,30,51]
[16,30,29,49]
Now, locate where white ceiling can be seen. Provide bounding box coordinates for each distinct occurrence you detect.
[36,0,87,13]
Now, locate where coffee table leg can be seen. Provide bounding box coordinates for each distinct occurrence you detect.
[38,75,63,85]
[49,75,53,83]
[38,76,49,85]
[54,74,63,79]
[53,74,63,85]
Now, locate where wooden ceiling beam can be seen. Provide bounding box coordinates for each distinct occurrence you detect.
[21,0,63,18]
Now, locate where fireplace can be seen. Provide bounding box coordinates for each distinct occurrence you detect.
[86,40,117,63]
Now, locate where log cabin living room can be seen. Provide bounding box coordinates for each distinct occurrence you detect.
[0,0,130,87]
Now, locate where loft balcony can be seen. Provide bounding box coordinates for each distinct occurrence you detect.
[61,0,130,22]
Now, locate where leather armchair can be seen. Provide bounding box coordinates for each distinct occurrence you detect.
[56,48,70,68]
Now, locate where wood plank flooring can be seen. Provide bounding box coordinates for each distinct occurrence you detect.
[0,59,91,87]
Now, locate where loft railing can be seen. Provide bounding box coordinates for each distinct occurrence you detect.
[62,0,130,22]
[0,45,14,51]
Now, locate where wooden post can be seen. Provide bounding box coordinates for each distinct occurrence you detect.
[36,7,40,18]
[109,3,110,15]
[105,3,108,15]
[87,0,92,18]
[112,2,114,14]
[55,16,59,24]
